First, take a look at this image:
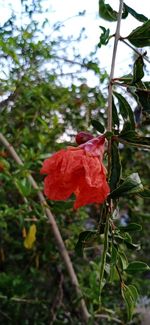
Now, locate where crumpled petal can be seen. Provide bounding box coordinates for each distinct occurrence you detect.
[40,136,110,209]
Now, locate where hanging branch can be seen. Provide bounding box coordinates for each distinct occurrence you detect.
[0,132,90,323]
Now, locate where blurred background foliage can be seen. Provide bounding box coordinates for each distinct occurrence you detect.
[0,0,150,324]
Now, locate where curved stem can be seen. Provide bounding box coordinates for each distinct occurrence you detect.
[0,132,90,323]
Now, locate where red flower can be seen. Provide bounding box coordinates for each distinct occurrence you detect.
[40,134,110,209]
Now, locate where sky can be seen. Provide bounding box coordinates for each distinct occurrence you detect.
[0,0,149,86]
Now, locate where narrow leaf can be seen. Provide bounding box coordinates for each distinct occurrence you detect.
[138,188,150,198]
[136,89,150,114]
[91,119,105,133]
[118,251,128,270]
[113,91,135,129]
[123,3,148,22]
[109,142,121,191]
[121,284,138,321]
[119,130,150,148]
[112,96,119,128]
[132,56,144,84]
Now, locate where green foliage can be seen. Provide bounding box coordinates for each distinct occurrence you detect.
[121,284,139,321]
[127,20,150,47]
[0,1,150,324]
[123,3,148,22]
[109,142,121,191]
[99,0,118,22]
[110,173,144,198]
[132,55,144,84]
[98,26,110,48]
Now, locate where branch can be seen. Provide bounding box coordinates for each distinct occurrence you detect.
[120,38,150,64]
[0,132,90,323]
[107,0,124,133]
[107,0,124,177]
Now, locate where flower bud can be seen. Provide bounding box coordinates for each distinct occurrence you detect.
[75,131,94,145]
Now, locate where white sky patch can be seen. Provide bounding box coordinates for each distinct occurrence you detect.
[0,0,149,87]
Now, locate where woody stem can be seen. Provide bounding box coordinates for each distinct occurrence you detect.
[107,0,124,176]
[99,0,124,307]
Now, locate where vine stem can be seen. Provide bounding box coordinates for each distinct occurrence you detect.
[0,132,90,323]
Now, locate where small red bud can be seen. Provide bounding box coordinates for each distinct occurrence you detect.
[75,132,94,145]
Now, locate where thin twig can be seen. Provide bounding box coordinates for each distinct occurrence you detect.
[95,313,123,324]
[120,38,150,64]
[118,137,150,150]
[0,132,90,323]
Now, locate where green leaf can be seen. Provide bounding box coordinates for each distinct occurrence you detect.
[136,89,150,114]
[121,284,138,321]
[98,26,110,48]
[127,20,150,48]
[109,142,121,191]
[99,0,118,22]
[113,91,135,129]
[119,130,150,148]
[110,245,118,282]
[110,173,144,199]
[119,223,142,232]
[138,188,150,198]
[132,56,144,84]
[91,119,105,133]
[118,251,128,270]
[75,231,98,257]
[125,261,150,274]
[123,3,148,22]
[104,131,114,139]
[14,178,32,197]
[112,96,119,128]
